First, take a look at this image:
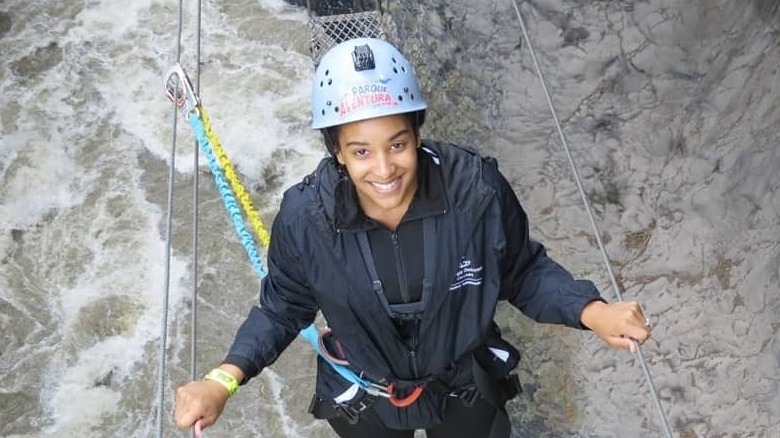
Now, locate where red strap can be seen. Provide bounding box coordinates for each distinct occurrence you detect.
[386,383,424,407]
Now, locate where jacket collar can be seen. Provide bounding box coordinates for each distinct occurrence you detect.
[333,147,449,232]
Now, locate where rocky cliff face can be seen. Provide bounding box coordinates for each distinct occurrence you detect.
[386,0,780,436]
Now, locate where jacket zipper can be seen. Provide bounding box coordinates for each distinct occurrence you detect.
[390,232,411,303]
[390,231,421,377]
[409,326,420,378]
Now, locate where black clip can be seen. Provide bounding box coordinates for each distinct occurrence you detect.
[335,404,361,425]
[502,373,522,399]
[334,395,376,425]
[451,386,480,407]
[352,44,375,71]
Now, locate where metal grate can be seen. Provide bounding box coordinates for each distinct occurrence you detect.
[308,11,386,65]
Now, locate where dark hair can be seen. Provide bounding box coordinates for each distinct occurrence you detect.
[321,110,427,156]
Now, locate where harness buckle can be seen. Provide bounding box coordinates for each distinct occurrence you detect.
[334,397,375,425]
[449,386,480,407]
[335,403,360,425]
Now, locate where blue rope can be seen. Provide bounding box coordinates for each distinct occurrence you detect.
[188,113,371,391]
[189,115,267,279]
[299,325,374,388]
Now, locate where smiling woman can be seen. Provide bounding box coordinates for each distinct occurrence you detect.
[173,36,652,438]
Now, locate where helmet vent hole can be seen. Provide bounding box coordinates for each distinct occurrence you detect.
[319,80,324,87]
[327,78,332,85]
[393,67,398,74]
[401,66,407,73]
[334,107,339,113]
[398,95,403,101]
[326,100,332,106]
[325,69,330,76]
[321,109,326,116]
[411,94,415,100]
[392,57,397,63]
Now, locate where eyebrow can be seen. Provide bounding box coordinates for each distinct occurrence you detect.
[343,128,410,148]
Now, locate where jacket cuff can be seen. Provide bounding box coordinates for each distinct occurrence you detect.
[577,297,608,331]
[222,355,261,385]
[560,279,604,330]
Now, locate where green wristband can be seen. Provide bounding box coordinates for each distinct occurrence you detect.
[204,368,239,397]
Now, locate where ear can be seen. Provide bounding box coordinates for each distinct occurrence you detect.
[335,150,346,166]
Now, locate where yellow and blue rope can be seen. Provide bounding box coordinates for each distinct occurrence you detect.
[201,108,271,249]
[189,110,268,279]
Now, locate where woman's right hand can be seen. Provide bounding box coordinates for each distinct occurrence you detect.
[174,378,231,431]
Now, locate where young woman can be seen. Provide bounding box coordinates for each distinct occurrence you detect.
[174,37,651,438]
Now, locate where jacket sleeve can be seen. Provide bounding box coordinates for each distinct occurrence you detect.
[222,206,319,382]
[487,159,604,329]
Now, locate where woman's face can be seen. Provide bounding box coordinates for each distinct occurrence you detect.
[335,114,419,223]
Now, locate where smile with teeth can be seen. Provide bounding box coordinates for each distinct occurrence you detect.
[369,177,401,193]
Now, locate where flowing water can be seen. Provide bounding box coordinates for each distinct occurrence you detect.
[0,0,778,437]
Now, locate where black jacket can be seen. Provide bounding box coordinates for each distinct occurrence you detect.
[224,141,602,429]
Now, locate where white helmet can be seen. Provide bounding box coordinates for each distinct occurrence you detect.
[311,37,427,130]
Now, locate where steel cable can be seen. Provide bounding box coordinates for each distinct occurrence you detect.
[155,0,187,436]
[509,1,674,436]
[190,3,203,438]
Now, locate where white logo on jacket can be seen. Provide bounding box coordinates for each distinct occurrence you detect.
[449,259,484,291]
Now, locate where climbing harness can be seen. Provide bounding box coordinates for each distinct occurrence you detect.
[300,324,424,406]
[509,1,674,436]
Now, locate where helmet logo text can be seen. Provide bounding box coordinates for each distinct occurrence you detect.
[339,83,398,117]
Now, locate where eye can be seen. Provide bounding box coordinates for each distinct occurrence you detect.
[390,141,407,151]
[353,148,370,158]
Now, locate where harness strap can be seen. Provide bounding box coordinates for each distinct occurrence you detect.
[472,355,521,438]
[354,217,438,322]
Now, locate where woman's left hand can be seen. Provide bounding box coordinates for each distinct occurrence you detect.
[580,300,651,353]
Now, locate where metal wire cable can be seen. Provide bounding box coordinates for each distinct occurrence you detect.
[190,0,203,389]
[190,3,203,438]
[156,0,185,436]
[509,1,673,436]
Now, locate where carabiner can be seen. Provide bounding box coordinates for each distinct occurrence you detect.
[364,382,392,399]
[386,383,424,408]
[163,63,201,119]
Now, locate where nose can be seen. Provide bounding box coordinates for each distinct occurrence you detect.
[374,151,395,178]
